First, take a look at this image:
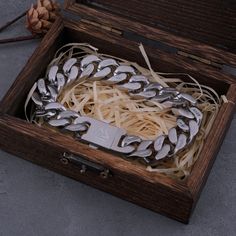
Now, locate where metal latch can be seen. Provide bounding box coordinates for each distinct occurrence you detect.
[61,152,111,179]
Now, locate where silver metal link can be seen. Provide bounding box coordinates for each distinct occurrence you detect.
[48,119,70,127]
[98,58,118,69]
[137,140,153,151]
[168,128,178,144]
[174,134,187,154]
[48,65,58,83]
[80,63,95,79]
[105,73,127,84]
[177,119,190,132]
[80,55,100,68]
[93,67,112,79]
[56,73,66,92]
[37,79,48,96]
[154,135,166,152]
[63,58,77,75]
[57,111,80,119]
[114,65,136,75]
[129,149,153,158]
[67,66,79,84]
[32,92,43,107]
[121,135,142,147]
[64,123,88,132]
[155,144,171,161]
[29,53,203,165]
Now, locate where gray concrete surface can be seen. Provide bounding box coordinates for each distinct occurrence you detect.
[0,1,236,236]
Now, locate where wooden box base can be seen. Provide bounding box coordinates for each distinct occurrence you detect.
[0,18,236,223]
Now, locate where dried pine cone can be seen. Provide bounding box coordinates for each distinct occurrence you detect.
[26,0,60,35]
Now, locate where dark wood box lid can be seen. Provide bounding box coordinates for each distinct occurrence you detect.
[65,0,236,53]
[64,0,236,73]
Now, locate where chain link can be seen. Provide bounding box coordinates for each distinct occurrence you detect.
[29,54,203,166]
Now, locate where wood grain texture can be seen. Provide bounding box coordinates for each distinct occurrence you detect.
[65,0,236,66]
[187,83,236,202]
[0,15,236,223]
[2,18,235,117]
[0,114,193,223]
[74,0,236,52]
[64,20,236,89]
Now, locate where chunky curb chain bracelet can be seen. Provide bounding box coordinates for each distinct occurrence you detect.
[29,53,203,167]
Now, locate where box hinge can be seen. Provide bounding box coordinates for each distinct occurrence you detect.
[81,19,123,35]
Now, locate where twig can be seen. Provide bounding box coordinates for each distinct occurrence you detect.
[0,35,40,44]
[0,10,27,33]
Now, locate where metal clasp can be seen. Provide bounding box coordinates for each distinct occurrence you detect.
[74,117,135,154]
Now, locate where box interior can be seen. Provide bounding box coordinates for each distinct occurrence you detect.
[1,21,232,183]
[9,23,230,120]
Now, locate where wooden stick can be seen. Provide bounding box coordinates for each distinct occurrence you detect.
[0,35,40,44]
[0,11,27,33]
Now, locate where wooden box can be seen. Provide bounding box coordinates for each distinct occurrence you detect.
[0,0,236,223]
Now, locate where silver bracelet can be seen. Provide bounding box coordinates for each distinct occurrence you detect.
[29,54,203,167]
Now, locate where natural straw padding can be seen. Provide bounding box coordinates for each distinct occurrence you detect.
[46,43,222,179]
